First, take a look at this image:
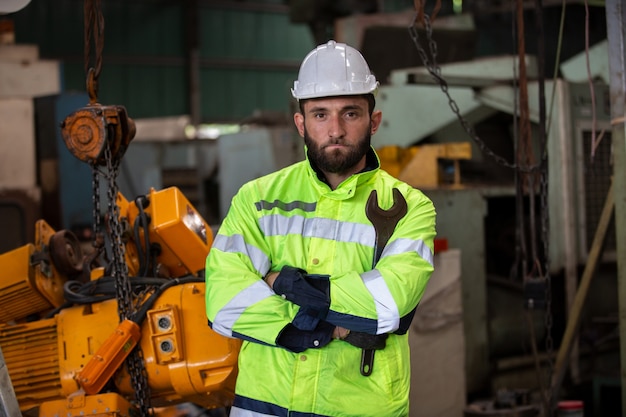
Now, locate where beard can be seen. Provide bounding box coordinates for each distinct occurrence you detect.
[304,125,372,175]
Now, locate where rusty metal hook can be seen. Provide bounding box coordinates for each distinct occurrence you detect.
[86,67,98,104]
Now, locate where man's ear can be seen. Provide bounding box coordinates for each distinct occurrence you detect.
[294,112,305,137]
[370,110,382,135]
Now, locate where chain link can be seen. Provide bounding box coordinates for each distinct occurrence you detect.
[88,131,152,416]
[407,9,554,411]
[84,0,105,82]
[103,144,133,320]
[102,145,153,416]
[408,12,543,174]
[540,162,554,411]
[83,1,152,413]
[127,348,153,416]
[91,167,102,249]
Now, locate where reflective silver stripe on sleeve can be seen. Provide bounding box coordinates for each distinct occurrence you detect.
[380,237,434,266]
[361,269,400,334]
[212,234,271,276]
[259,214,375,246]
[212,280,274,337]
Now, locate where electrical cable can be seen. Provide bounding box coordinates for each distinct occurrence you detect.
[134,196,153,277]
[132,276,203,325]
[49,275,203,325]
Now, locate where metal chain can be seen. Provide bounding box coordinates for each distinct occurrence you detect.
[103,144,133,319]
[540,162,554,411]
[531,0,554,407]
[408,9,555,411]
[91,157,153,417]
[83,1,152,414]
[84,0,104,81]
[103,146,153,415]
[407,12,543,174]
[127,348,153,416]
[91,167,102,249]
[100,144,153,416]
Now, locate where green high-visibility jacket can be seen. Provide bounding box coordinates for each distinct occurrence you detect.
[205,148,436,417]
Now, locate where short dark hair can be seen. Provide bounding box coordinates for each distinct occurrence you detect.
[298,94,376,116]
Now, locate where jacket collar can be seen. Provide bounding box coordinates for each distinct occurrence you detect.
[305,146,380,197]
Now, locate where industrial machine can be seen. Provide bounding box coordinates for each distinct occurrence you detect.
[0,59,241,413]
[0,2,243,412]
[0,185,240,416]
[360,35,618,412]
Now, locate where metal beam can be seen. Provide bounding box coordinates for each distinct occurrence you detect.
[604,0,626,414]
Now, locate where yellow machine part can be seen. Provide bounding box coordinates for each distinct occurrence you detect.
[39,392,133,417]
[0,219,76,323]
[33,219,71,308]
[118,187,213,277]
[0,318,62,409]
[377,142,472,188]
[115,282,240,409]
[0,282,240,414]
[40,393,190,417]
[75,319,142,395]
[376,145,417,179]
[0,244,53,323]
[114,193,141,278]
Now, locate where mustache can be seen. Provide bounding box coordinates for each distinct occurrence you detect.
[323,138,349,147]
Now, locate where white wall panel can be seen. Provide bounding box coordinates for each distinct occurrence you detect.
[0,98,36,188]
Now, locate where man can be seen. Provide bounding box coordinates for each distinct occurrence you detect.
[205,40,436,417]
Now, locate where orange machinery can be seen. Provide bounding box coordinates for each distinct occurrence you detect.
[0,187,240,416]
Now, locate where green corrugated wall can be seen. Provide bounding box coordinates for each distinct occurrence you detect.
[11,0,315,121]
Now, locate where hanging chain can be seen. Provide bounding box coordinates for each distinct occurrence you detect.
[531,0,555,409]
[91,167,103,251]
[127,348,153,416]
[408,12,543,174]
[541,163,554,411]
[84,0,104,104]
[94,141,151,416]
[84,0,104,78]
[83,1,152,414]
[99,136,153,417]
[407,7,555,410]
[83,0,105,265]
[103,144,134,319]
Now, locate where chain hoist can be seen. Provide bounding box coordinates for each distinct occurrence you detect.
[60,0,153,414]
[407,5,554,413]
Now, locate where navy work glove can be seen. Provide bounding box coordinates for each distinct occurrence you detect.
[292,308,320,331]
[273,266,330,320]
[276,320,334,353]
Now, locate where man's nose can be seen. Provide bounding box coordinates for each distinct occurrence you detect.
[328,115,346,138]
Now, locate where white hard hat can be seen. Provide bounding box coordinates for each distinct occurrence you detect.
[291,40,379,100]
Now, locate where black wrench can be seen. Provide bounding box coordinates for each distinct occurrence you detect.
[360,188,408,376]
